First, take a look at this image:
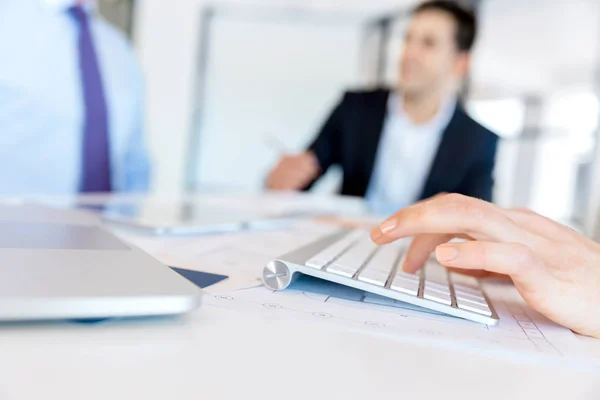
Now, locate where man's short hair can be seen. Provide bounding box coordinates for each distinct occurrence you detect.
[412,1,478,52]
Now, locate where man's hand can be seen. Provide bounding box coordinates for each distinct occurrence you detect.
[267,152,320,191]
[370,193,600,339]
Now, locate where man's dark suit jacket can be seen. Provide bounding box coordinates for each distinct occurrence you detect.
[306,89,499,202]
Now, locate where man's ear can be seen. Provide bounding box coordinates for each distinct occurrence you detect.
[454,52,471,79]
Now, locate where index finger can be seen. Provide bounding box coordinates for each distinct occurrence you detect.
[370,194,527,246]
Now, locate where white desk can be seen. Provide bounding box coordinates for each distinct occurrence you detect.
[0,193,599,400]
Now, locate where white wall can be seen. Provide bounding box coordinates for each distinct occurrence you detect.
[133,0,203,194]
[472,0,600,98]
[194,13,365,192]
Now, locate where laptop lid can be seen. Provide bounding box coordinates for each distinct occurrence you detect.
[0,205,202,321]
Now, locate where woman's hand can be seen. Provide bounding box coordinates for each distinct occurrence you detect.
[370,194,600,338]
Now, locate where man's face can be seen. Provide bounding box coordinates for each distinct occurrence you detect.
[399,10,467,96]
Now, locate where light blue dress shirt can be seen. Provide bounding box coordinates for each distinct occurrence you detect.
[0,0,150,195]
[366,93,456,216]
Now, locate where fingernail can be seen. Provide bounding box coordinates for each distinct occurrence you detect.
[379,218,398,234]
[436,245,459,262]
[371,228,382,241]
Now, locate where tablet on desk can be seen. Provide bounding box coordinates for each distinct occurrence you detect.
[100,201,298,236]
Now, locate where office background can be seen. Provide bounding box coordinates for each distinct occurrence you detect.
[100,0,600,232]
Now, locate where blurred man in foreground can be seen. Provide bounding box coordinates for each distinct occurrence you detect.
[267,1,498,215]
[0,0,150,195]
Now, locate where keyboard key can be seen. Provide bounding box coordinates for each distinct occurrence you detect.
[456,297,492,316]
[424,281,451,294]
[390,275,420,296]
[358,269,390,287]
[454,290,487,305]
[305,230,363,270]
[423,289,452,305]
[328,237,378,278]
[363,242,404,272]
[424,262,449,285]
[327,262,361,278]
[453,284,483,297]
[450,273,479,288]
[455,296,487,308]
[395,271,420,282]
[426,274,449,285]
[394,252,420,280]
[358,243,404,286]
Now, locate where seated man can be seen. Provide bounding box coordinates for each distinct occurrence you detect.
[267,1,499,215]
[0,0,150,195]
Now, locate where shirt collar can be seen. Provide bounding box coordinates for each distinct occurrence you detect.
[388,91,457,130]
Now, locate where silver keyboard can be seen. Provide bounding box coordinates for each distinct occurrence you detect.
[262,229,499,325]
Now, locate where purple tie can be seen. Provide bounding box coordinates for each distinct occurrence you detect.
[69,5,112,193]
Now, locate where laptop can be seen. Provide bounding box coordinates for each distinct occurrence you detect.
[0,204,202,322]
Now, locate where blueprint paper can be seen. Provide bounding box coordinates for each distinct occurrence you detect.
[204,279,597,366]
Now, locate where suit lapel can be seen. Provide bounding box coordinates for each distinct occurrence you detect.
[419,105,468,200]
